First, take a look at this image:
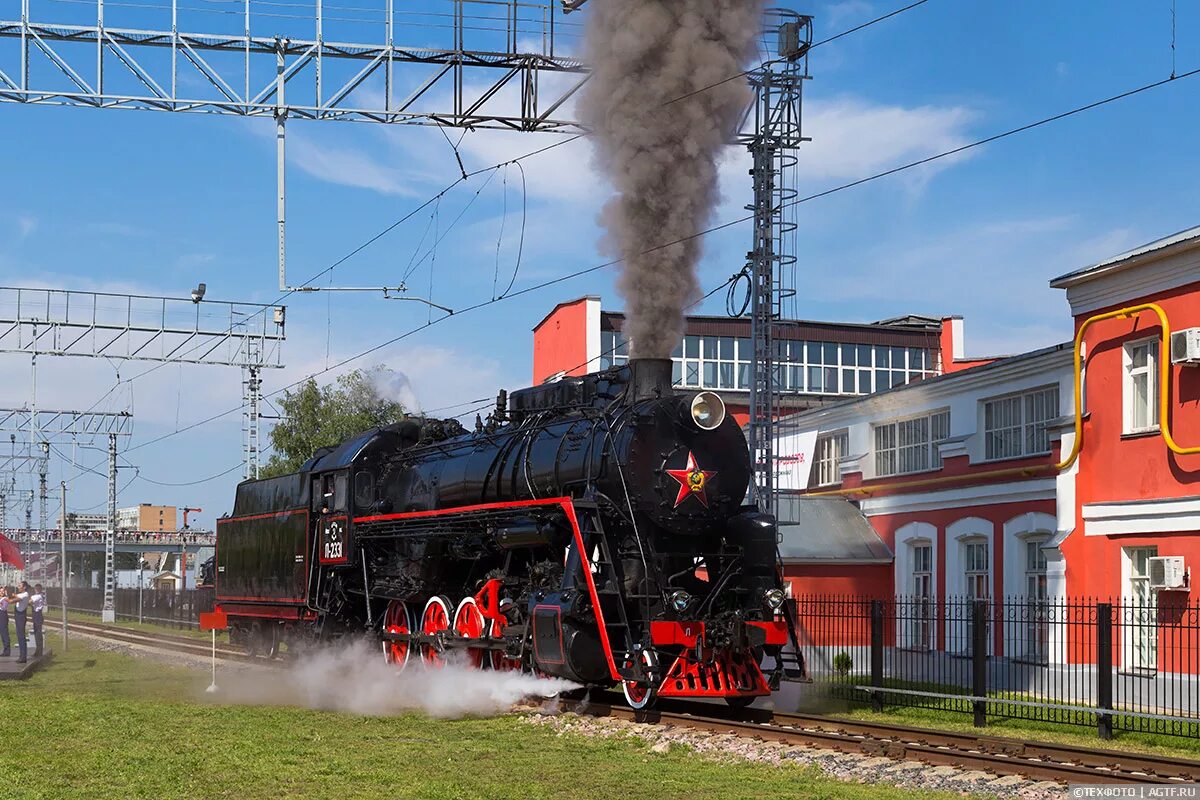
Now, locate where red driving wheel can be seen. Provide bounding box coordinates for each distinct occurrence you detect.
[453,597,487,669]
[420,596,452,667]
[382,600,412,670]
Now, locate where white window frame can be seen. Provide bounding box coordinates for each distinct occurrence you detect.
[873,409,950,478]
[982,385,1060,461]
[811,430,848,487]
[1121,545,1158,671]
[909,540,935,651]
[1123,337,1160,434]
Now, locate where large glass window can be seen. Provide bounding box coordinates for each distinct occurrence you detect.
[1124,338,1160,433]
[601,329,940,395]
[599,330,629,370]
[983,386,1060,460]
[874,410,950,477]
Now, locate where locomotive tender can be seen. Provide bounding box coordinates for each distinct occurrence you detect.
[214,358,801,708]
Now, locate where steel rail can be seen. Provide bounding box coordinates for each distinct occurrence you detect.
[558,695,1200,785]
[41,618,262,664]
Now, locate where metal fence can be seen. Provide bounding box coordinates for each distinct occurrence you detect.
[47,587,215,629]
[795,594,1200,740]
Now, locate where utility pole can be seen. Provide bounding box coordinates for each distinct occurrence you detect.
[102,432,117,623]
[39,441,47,582]
[59,481,67,652]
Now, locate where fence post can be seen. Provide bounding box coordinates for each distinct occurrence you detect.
[1096,601,1113,740]
[870,599,884,712]
[972,599,987,727]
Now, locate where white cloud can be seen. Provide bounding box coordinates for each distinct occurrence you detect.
[797,96,977,184]
[288,132,426,197]
[825,1,875,29]
[17,214,36,238]
[804,215,1149,358]
[714,96,978,218]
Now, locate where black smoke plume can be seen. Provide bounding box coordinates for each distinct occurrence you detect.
[579,0,764,358]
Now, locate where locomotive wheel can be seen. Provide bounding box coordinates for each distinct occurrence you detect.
[245,622,263,658]
[453,598,487,669]
[264,624,281,659]
[420,596,452,667]
[383,600,413,670]
[489,618,521,671]
[621,650,659,710]
[724,695,756,711]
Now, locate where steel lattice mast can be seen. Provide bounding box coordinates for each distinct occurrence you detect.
[740,12,811,519]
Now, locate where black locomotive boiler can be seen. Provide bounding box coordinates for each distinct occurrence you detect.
[214,358,803,708]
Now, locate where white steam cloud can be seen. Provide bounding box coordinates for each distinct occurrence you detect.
[579,0,765,358]
[208,642,579,719]
[369,366,422,415]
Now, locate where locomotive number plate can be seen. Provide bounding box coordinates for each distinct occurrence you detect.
[320,516,350,565]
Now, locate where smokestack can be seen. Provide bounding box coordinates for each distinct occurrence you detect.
[628,358,674,401]
[579,1,764,359]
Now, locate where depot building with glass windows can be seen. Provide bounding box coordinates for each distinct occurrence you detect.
[531,297,969,426]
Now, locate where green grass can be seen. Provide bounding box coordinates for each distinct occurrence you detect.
[0,644,975,800]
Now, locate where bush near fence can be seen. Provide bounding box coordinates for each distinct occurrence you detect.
[794,594,1200,740]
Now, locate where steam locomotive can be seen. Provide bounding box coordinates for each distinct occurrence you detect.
[214,358,803,708]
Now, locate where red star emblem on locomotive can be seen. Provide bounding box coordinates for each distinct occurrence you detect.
[666,451,717,508]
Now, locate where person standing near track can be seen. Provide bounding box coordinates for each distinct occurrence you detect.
[29,583,44,659]
[0,587,11,657]
[11,581,29,664]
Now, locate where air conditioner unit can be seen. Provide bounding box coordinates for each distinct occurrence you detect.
[1148,556,1188,590]
[1170,328,1200,366]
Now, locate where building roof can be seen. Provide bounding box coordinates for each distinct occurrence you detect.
[776,496,894,563]
[1050,225,1200,288]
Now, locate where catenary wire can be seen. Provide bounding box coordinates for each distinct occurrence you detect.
[69,0,929,418]
[84,62,1200,473]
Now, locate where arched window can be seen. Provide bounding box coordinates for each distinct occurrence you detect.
[893,522,937,651]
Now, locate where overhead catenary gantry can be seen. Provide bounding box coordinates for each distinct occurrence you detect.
[0,0,591,299]
[0,0,588,129]
[0,407,132,620]
[0,286,285,480]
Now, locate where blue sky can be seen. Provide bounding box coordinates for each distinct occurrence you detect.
[2,0,1198,527]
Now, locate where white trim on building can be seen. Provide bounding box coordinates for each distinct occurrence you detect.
[1082,496,1200,536]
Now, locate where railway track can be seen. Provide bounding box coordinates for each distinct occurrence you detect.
[43,618,263,664]
[560,694,1200,786]
[45,620,1200,785]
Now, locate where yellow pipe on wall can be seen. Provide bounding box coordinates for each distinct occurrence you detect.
[1056,302,1200,471]
[810,301,1199,500]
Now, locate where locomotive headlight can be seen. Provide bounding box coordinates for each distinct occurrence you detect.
[669,590,692,613]
[764,588,786,611]
[689,392,725,431]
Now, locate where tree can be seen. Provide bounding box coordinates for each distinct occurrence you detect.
[261,366,409,477]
